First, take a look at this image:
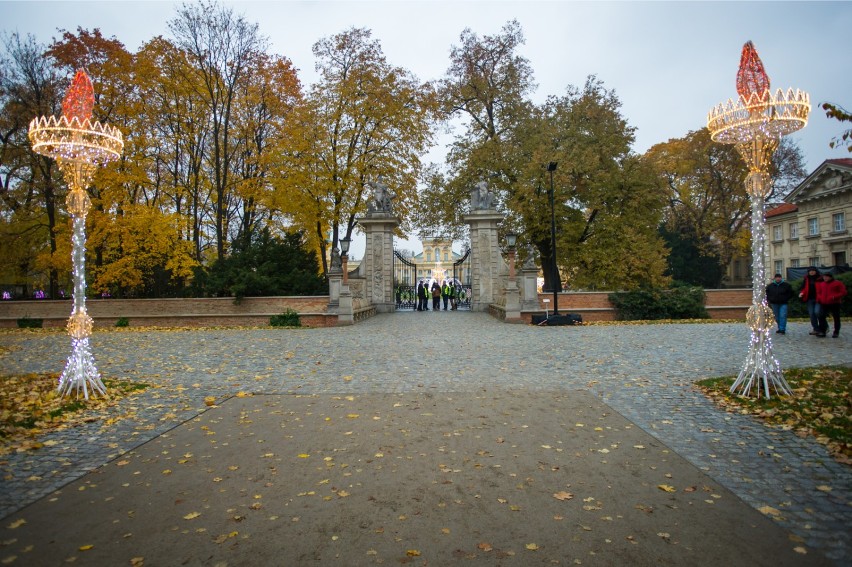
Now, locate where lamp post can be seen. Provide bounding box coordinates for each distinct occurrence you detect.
[707,41,809,398]
[506,232,517,281]
[340,236,351,284]
[546,161,559,316]
[28,69,123,399]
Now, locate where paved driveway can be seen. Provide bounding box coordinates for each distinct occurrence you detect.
[0,313,849,564]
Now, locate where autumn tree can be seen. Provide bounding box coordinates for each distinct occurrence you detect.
[0,32,65,296]
[270,27,436,277]
[169,0,269,260]
[436,21,667,290]
[645,129,806,287]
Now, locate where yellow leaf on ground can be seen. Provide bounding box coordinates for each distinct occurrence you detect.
[525,543,539,551]
[7,519,26,529]
[183,512,201,520]
[553,491,574,501]
[758,505,781,516]
[406,550,421,557]
[815,485,832,492]
[478,542,493,552]
[297,454,310,458]
[657,484,676,493]
[79,545,94,551]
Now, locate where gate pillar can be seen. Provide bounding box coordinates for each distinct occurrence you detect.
[463,208,506,312]
[357,212,400,313]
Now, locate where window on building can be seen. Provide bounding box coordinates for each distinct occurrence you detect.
[774,260,783,275]
[833,212,846,232]
[444,252,449,261]
[434,247,440,261]
[772,225,782,241]
[790,258,800,268]
[426,252,431,262]
[789,223,798,239]
[733,260,741,279]
[835,251,848,266]
[808,256,820,267]
[808,217,819,236]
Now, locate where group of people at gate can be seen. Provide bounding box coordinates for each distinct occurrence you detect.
[416,279,464,311]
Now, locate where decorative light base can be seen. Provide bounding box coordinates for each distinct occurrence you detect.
[59,337,106,399]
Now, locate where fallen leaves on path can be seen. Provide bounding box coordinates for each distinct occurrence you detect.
[0,372,151,456]
[696,366,851,464]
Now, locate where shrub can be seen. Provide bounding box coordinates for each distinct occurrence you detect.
[609,286,709,321]
[115,317,130,327]
[17,316,43,328]
[270,308,301,328]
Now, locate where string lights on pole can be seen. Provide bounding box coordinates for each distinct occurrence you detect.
[28,69,124,399]
[706,42,810,398]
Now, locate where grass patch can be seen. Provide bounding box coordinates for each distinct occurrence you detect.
[697,366,851,464]
[0,372,150,455]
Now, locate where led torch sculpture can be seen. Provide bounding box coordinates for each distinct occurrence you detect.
[28,70,124,399]
[707,42,809,398]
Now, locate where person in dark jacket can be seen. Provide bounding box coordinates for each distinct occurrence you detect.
[417,280,427,311]
[431,281,441,311]
[815,272,848,338]
[797,267,821,334]
[766,273,794,334]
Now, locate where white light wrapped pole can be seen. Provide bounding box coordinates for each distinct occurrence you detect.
[28,70,123,399]
[707,42,809,398]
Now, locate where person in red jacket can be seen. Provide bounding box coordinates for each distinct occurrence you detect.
[815,272,848,338]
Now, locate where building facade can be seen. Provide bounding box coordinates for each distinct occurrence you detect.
[394,236,466,284]
[766,159,851,278]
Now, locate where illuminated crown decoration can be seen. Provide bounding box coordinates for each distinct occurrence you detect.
[28,69,123,167]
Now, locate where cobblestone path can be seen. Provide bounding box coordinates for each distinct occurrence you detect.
[1,313,849,563]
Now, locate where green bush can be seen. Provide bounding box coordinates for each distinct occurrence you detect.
[115,317,130,327]
[609,286,709,321]
[270,308,301,328]
[16,316,43,328]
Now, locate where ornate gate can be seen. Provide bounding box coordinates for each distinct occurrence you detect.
[452,248,473,310]
[393,250,417,310]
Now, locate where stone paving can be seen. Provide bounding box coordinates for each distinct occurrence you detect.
[0,313,850,564]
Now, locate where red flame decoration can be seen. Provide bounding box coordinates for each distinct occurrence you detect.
[736,41,770,104]
[62,69,95,122]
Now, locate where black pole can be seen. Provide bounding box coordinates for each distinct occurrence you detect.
[548,161,559,315]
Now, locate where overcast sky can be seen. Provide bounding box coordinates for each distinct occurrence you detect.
[3,1,851,255]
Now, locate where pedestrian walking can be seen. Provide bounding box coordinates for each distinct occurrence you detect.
[798,267,821,335]
[815,272,847,338]
[441,280,450,310]
[431,281,441,311]
[766,273,794,334]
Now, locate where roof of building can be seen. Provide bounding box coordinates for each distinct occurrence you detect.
[826,158,852,167]
[766,202,798,218]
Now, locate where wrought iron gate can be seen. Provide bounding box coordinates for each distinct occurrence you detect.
[452,248,472,310]
[393,250,417,310]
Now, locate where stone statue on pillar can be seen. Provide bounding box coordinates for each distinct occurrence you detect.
[470,179,495,210]
[367,175,395,213]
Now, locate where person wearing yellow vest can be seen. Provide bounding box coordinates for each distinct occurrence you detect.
[441,281,450,310]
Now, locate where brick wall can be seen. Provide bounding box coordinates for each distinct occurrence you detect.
[0,296,338,328]
[527,289,753,322]
[0,289,756,328]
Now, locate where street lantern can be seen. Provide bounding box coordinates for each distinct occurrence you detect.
[546,161,559,315]
[340,236,351,284]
